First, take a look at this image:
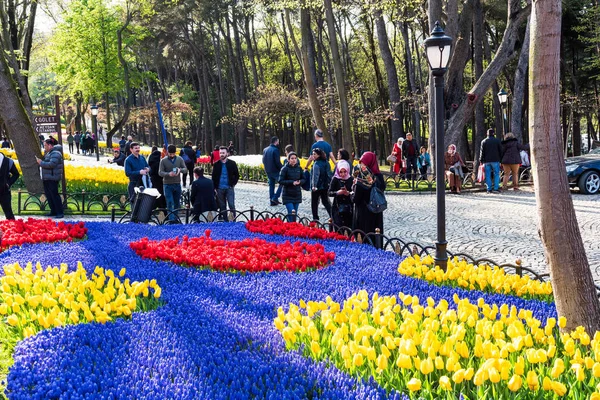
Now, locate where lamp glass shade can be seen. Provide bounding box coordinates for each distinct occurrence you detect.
[286,120,292,128]
[497,90,508,105]
[423,22,453,73]
[91,106,99,116]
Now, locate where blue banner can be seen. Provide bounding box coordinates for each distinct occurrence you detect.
[156,101,168,147]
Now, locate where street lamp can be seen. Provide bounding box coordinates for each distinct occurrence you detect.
[286,118,292,147]
[91,105,99,161]
[497,88,509,136]
[424,21,453,271]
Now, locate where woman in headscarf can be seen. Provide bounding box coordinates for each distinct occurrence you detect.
[310,148,332,221]
[352,152,385,236]
[328,159,353,229]
[444,144,466,194]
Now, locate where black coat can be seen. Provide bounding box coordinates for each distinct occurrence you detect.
[212,159,240,189]
[402,139,419,159]
[501,138,529,165]
[112,152,126,167]
[262,144,283,175]
[329,177,353,228]
[480,136,503,163]
[279,163,305,204]
[190,176,217,215]
[180,146,197,165]
[352,169,385,235]
[148,150,162,177]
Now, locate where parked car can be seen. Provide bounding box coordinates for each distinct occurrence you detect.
[566,148,600,194]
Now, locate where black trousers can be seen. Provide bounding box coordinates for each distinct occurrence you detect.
[182,162,194,187]
[43,180,62,216]
[311,189,331,220]
[0,189,14,220]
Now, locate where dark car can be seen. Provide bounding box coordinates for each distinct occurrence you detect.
[566,148,600,194]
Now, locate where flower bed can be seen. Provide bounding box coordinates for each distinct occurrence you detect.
[246,218,350,241]
[0,219,87,251]
[0,221,581,399]
[276,290,582,398]
[398,255,553,302]
[0,262,161,339]
[130,229,335,272]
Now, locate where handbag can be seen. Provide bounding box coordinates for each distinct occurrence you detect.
[367,186,387,214]
[477,164,485,182]
[301,170,311,191]
[386,154,397,163]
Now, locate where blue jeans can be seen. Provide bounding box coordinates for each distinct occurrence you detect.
[163,183,182,220]
[216,187,236,221]
[285,202,300,222]
[484,162,500,192]
[267,173,283,201]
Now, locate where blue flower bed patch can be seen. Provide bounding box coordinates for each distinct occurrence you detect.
[2,222,557,399]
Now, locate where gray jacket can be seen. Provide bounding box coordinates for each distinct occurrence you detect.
[40,145,64,181]
[159,155,188,185]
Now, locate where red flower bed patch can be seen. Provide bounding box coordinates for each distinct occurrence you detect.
[0,218,87,251]
[245,218,349,241]
[130,230,335,273]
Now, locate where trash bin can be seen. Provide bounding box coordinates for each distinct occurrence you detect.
[131,188,161,223]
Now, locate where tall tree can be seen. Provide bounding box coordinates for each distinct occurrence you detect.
[530,0,600,333]
[0,0,43,192]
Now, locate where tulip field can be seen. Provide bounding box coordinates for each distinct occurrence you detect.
[1,218,600,399]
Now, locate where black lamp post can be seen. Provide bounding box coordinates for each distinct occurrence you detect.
[498,88,508,136]
[286,118,292,147]
[91,105,99,161]
[424,21,453,271]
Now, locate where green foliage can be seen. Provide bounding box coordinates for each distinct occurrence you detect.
[47,0,128,100]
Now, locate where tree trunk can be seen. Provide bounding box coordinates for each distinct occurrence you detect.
[530,0,600,334]
[285,8,328,139]
[243,15,259,89]
[374,10,403,141]
[280,12,296,85]
[511,17,531,142]
[0,52,43,193]
[362,17,388,109]
[399,20,421,141]
[445,0,530,152]
[324,0,352,150]
[473,0,486,165]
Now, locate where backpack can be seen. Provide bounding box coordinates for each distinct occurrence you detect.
[301,170,311,191]
[367,186,387,213]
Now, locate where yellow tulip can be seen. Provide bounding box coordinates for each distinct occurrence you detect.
[526,370,539,391]
[558,316,567,328]
[310,341,320,355]
[542,376,552,391]
[376,354,388,371]
[406,378,421,392]
[353,353,364,367]
[590,393,600,400]
[7,314,19,326]
[395,354,412,369]
[507,375,522,392]
[552,358,565,379]
[439,376,452,390]
[572,363,586,382]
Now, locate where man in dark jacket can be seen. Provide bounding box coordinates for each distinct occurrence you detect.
[212,146,239,221]
[36,140,64,218]
[108,149,126,166]
[190,167,217,219]
[262,136,283,206]
[401,133,419,181]
[0,152,20,219]
[480,128,503,193]
[179,141,197,187]
[147,146,165,209]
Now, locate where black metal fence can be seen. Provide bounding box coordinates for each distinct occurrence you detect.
[17,190,131,214]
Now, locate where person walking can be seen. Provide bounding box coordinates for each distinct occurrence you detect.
[35,139,64,218]
[0,151,20,220]
[124,136,133,157]
[501,132,529,191]
[124,142,150,203]
[147,146,166,209]
[417,146,431,180]
[119,135,127,152]
[212,146,239,221]
[480,128,503,194]
[278,152,305,222]
[159,145,187,220]
[328,159,353,229]
[66,132,74,154]
[402,133,419,182]
[190,167,217,220]
[310,148,332,222]
[304,129,336,171]
[391,137,404,175]
[1,137,11,149]
[180,141,197,187]
[263,136,283,206]
[74,131,81,154]
[352,151,385,236]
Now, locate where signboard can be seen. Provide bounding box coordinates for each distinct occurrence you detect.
[34,124,57,134]
[33,115,58,125]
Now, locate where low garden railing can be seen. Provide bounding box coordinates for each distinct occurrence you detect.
[17,190,131,214]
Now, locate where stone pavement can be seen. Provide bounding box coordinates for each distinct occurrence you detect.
[228,183,600,281]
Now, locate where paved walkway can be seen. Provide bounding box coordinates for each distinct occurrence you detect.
[229,183,600,281]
